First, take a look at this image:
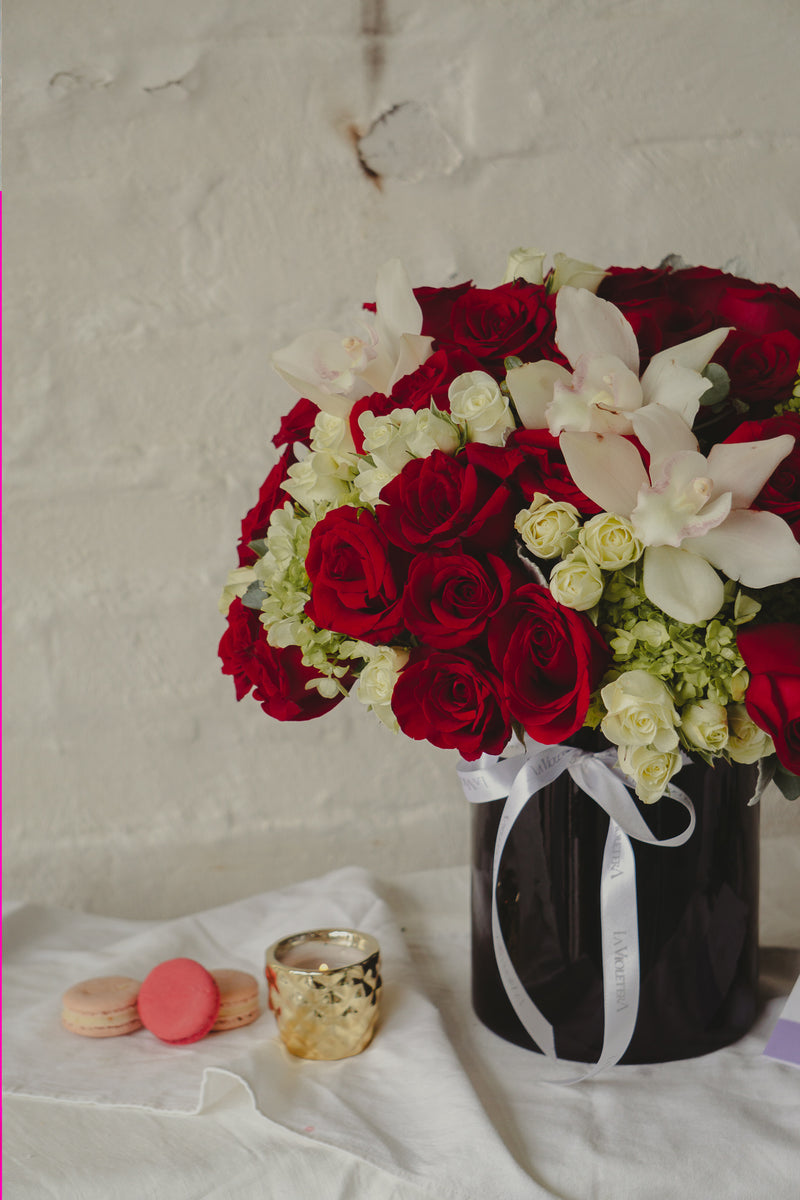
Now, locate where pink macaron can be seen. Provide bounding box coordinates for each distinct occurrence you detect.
[137,958,221,1045]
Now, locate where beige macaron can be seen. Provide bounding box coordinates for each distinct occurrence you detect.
[62,975,143,1038]
[209,969,261,1031]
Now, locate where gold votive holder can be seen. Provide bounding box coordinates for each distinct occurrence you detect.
[265,928,382,1060]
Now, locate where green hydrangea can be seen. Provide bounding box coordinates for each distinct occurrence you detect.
[251,503,362,688]
[597,563,753,709]
[773,365,800,414]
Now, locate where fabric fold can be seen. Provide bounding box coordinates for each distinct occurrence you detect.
[3,867,543,1200]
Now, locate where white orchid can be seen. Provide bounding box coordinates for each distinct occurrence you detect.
[271,259,434,418]
[561,404,800,623]
[506,286,731,436]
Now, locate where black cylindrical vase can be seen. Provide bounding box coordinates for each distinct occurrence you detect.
[471,734,760,1064]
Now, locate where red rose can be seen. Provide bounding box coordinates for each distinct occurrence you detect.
[598,267,712,360]
[464,431,603,515]
[391,346,483,410]
[219,598,265,700]
[449,281,557,365]
[668,268,800,337]
[488,584,610,743]
[713,330,800,409]
[391,650,511,759]
[377,449,516,553]
[219,598,344,720]
[403,549,515,649]
[414,282,473,343]
[724,414,800,537]
[599,266,800,370]
[737,623,800,774]
[272,397,319,450]
[237,445,295,566]
[305,505,406,643]
[348,347,482,452]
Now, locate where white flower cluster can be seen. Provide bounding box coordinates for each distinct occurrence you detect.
[356,406,459,504]
[597,669,773,803]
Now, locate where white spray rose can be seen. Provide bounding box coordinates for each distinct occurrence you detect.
[617,743,683,804]
[550,252,607,294]
[353,461,396,507]
[218,566,258,615]
[681,699,729,753]
[402,407,460,458]
[502,247,546,285]
[359,411,414,474]
[310,411,356,456]
[580,512,643,570]
[727,704,775,764]
[357,645,410,731]
[448,371,516,446]
[283,451,355,510]
[515,493,580,559]
[601,669,680,752]
[357,406,459,500]
[549,549,604,611]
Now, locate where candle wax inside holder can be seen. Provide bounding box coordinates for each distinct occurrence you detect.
[279,943,364,971]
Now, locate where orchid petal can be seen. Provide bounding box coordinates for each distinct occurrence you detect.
[645,326,733,376]
[555,288,639,375]
[632,468,731,546]
[706,434,796,509]
[639,359,711,425]
[374,258,424,349]
[386,333,436,392]
[560,431,648,516]
[506,361,572,429]
[571,354,643,413]
[548,381,596,434]
[631,404,698,469]
[271,330,369,414]
[691,509,800,587]
[642,545,726,624]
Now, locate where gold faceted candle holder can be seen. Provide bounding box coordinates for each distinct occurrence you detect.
[265,929,382,1060]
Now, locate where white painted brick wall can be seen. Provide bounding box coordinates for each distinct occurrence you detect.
[5,0,800,917]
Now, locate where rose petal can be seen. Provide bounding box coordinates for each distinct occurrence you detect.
[738,623,800,676]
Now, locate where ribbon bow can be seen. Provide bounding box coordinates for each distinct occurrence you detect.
[458,738,696,1082]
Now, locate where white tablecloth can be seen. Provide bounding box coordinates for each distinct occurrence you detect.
[4,842,800,1200]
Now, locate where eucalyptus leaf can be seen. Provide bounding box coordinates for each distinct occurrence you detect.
[698,363,731,407]
[248,538,270,558]
[241,581,268,611]
[748,754,776,805]
[773,761,800,803]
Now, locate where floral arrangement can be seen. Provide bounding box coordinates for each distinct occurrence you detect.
[219,250,800,805]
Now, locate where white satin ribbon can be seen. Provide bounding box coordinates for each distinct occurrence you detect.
[458,739,696,1082]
